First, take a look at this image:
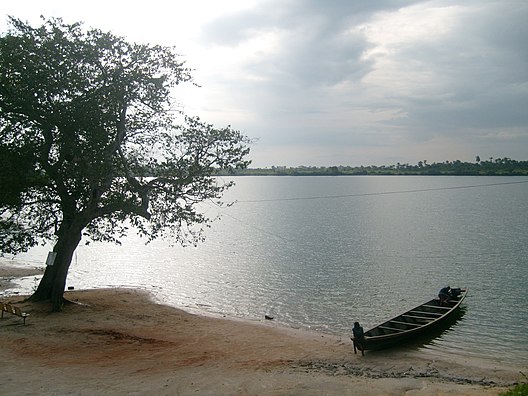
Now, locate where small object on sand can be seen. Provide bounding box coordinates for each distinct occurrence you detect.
[265,315,274,320]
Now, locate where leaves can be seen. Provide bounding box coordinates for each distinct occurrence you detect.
[0,17,250,254]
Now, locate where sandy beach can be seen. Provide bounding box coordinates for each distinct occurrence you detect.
[0,265,524,395]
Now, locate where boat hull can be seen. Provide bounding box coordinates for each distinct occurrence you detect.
[355,288,468,351]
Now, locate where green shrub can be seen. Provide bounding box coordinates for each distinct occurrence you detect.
[500,383,528,396]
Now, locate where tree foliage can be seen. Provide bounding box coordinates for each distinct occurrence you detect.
[223,158,528,176]
[0,17,250,309]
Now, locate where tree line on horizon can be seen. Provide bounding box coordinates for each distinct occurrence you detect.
[216,157,528,176]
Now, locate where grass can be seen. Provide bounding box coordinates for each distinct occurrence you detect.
[500,383,528,396]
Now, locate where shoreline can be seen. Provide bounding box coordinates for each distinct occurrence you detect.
[0,264,44,293]
[1,265,525,395]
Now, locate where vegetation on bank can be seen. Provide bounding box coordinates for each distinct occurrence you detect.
[217,157,528,176]
[500,383,528,396]
[501,372,528,396]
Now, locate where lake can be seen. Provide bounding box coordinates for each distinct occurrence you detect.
[3,176,528,365]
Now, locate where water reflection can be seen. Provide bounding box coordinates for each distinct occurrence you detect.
[358,303,467,355]
[416,306,467,352]
[2,176,527,366]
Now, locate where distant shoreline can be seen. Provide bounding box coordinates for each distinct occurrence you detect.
[0,265,44,292]
[219,170,528,176]
[217,159,528,177]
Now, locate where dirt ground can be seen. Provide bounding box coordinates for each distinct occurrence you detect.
[0,266,524,395]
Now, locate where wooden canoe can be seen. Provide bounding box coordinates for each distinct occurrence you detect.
[353,288,468,351]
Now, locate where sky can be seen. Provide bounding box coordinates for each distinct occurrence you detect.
[1,1,527,167]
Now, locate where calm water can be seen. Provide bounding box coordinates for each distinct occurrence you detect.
[3,176,528,366]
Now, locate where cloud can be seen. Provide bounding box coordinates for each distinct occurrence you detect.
[200,0,422,88]
[196,0,528,165]
[366,2,528,138]
[197,1,417,136]
[2,0,527,166]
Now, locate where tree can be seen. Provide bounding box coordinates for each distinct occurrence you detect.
[0,17,251,310]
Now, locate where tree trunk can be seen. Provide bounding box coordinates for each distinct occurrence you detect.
[29,225,82,311]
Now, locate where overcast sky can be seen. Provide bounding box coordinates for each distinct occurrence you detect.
[1,1,527,167]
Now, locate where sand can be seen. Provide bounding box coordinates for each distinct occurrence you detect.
[0,265,524,395]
